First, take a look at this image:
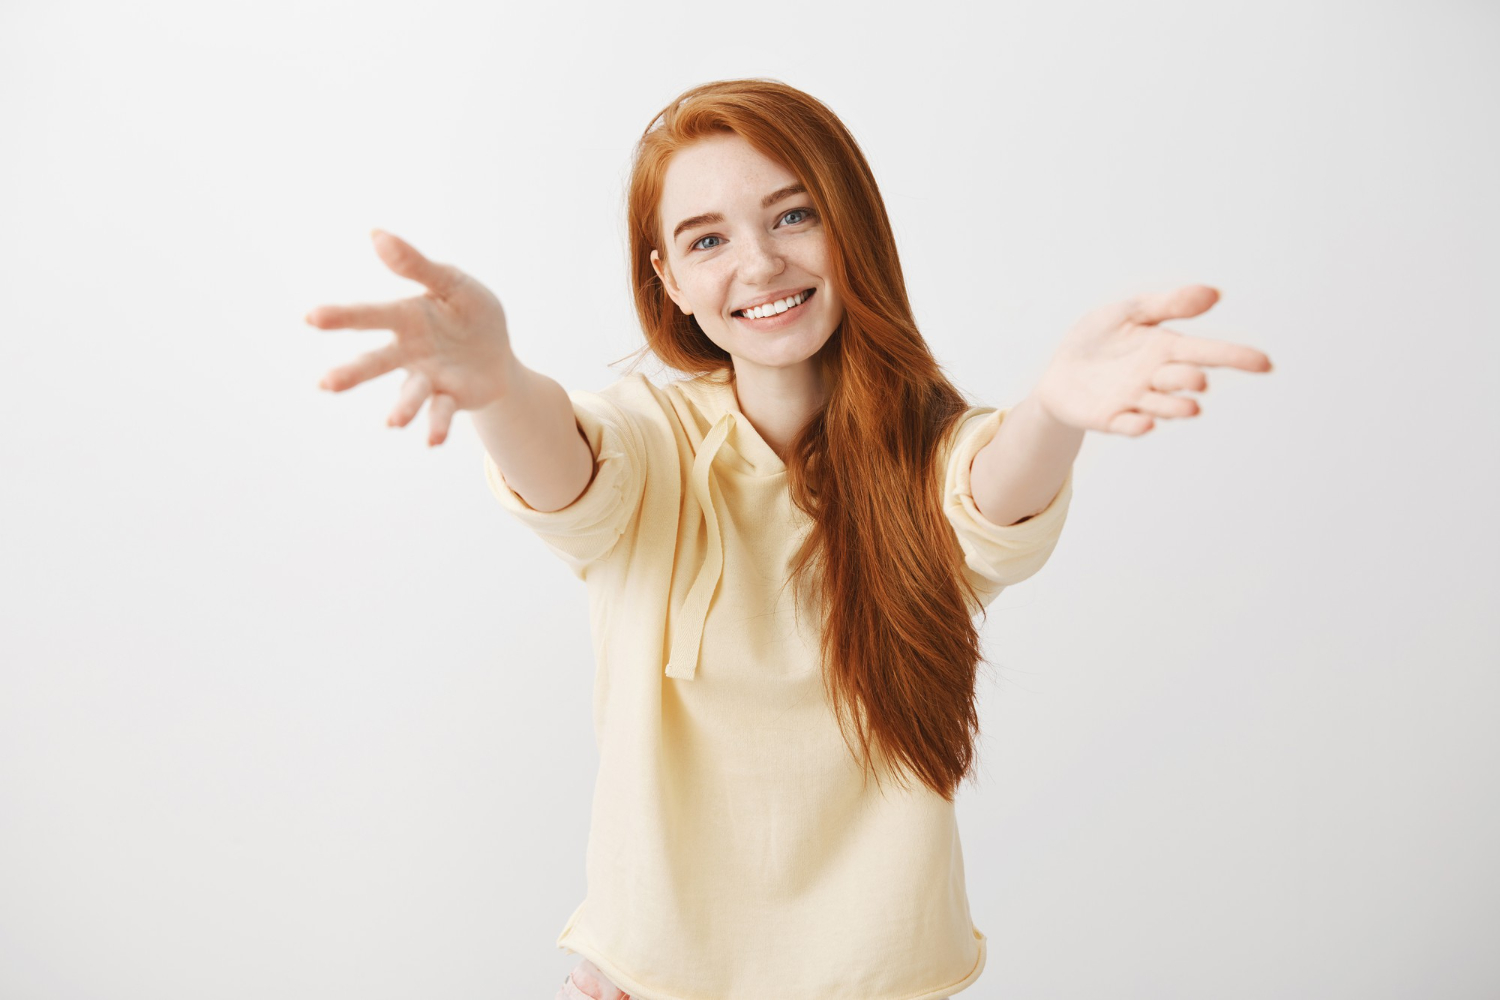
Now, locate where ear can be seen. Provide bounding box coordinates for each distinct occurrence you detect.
[650,248,693,316]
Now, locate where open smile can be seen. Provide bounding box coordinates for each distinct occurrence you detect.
[732,287,816,326]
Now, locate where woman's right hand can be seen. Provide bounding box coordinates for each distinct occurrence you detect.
[306,229,518,446]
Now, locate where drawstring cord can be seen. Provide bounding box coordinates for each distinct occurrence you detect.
[665,410,734,681]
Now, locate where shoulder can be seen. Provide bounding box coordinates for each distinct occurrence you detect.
[566,371,675,430]
[940,404,1002,460]
[576,371,706,461]
[589,371,667,412]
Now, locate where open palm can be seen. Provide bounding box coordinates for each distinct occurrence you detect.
[1033,284,1273,436]
[306,230,518,446]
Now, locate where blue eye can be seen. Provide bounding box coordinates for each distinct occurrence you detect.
[688,207,816,253]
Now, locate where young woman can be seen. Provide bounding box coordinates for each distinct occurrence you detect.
[307,79,1272,1000]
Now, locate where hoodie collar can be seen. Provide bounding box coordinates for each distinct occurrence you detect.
[678,374,787,477]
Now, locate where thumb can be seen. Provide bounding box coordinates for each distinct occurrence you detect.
[1125,284,1220,326]
[370,229,464,298]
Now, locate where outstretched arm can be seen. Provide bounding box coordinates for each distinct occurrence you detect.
[969,285,1274,527]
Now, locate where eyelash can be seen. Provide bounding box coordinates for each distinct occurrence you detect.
[690,207,816,253]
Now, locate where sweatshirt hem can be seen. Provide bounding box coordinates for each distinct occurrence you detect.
[556,900,987,1000]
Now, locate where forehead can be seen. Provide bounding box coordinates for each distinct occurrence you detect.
[658,133,799,220]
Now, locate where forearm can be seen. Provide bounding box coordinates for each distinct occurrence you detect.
[969,393,1084,527]
[472,359,595,512]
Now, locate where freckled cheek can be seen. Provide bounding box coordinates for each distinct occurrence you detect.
[680,278,729,319]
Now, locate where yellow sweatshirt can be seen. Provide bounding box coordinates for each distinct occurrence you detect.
[483,372,1074,1000]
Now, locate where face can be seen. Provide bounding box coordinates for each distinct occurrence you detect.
[650,133,845,381]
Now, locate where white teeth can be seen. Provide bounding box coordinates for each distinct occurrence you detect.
[740,290,808,319]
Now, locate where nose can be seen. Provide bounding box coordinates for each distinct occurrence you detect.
[737,229,786,284]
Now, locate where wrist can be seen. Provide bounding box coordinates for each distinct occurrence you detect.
[1022,388,1073,434]
[480,353,531,412]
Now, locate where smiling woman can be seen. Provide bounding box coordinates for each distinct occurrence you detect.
[502,78,1076,1000]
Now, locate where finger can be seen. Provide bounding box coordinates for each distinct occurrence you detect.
[1134,389,1199,419]
[306,298,418,332]
[1161,330,1273,373]
[1124,284,1220,326]
[1109,411,1155,436]
[427,392,459,446]
[370,229,465,299]
[1150,362,1208,394]
[319,341,406,392]
[387,369,433,428]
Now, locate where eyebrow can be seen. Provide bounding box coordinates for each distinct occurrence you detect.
[671,183,808,243]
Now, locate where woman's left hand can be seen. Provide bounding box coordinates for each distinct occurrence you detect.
[1032,284,1273,436]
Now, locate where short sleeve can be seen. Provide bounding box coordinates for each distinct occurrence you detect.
[942,406,1074,608]
[482,388,648,579]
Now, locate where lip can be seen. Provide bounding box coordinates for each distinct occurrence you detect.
[731,286,815,315]
[731,287,816,330]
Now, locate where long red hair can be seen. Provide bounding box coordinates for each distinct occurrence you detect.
[617,78,990,801]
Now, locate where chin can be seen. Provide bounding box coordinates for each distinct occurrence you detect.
[728,333,833,370]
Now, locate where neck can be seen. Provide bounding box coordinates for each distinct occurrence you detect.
[729,357,825,461]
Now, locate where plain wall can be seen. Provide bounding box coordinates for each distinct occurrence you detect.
[1,0,1496,997]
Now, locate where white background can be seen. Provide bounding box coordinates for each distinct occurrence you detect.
[2,1,1496,997]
